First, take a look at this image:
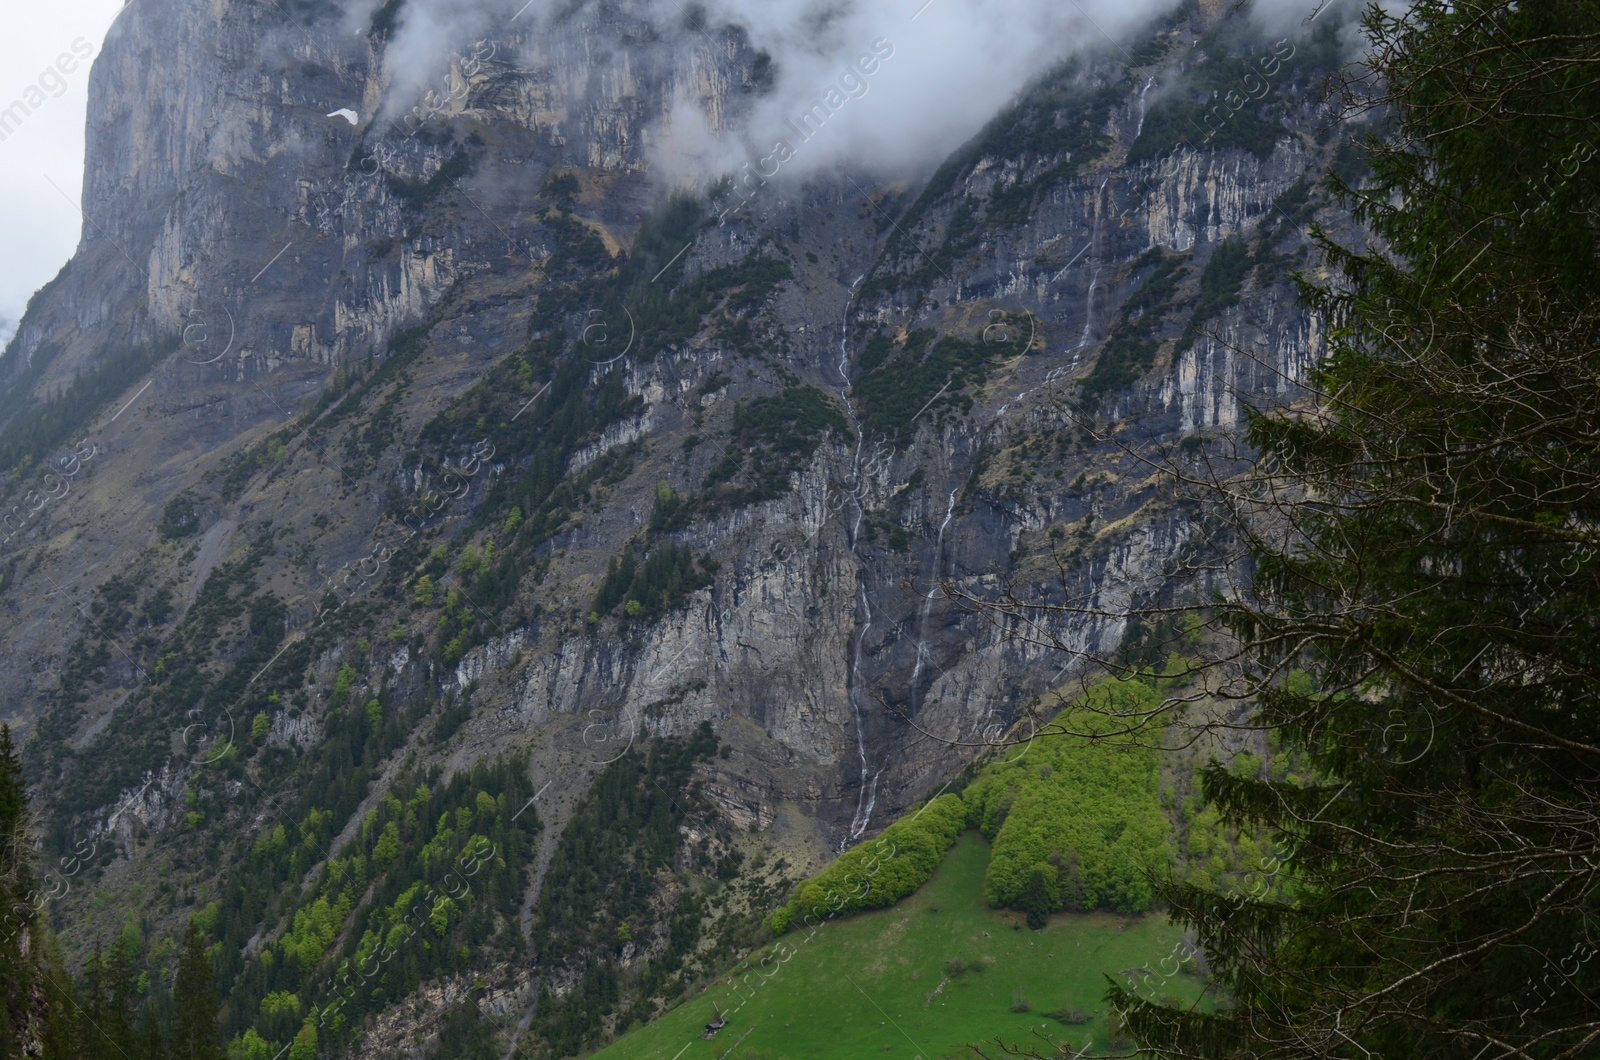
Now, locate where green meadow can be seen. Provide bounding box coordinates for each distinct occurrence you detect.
[591,832,1207,1060]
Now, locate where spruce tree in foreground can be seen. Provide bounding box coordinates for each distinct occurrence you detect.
[1108,2,1600,1057]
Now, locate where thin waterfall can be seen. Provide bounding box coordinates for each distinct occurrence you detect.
[1076,176,1111,353]
[1135,75,1155,139]
[909,488,958,713]
[834,274,883,846]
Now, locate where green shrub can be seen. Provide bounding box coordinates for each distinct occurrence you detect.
[852,322,1032,441]
[943,954,992,978]
[769,793,966,933]
[537,206,614,277]
[159,492,202,539]
[541,171,581,201]
[1179,237,1253,351]
[385,149,475,211]
[699,386,851,511]
[591,542,713,621]
[1044,1002,1093,1025]
[331,664,357,707]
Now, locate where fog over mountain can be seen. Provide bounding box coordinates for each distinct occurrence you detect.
[364,0,1242,183]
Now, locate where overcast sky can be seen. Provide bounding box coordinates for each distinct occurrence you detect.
[0,0,127,348]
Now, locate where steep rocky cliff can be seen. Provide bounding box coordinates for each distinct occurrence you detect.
[0,0,1357,1051]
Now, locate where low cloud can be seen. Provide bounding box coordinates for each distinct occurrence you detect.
[365,0,1358,191]
[647,0,1179,183]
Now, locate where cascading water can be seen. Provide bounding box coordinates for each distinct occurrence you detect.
[834,274,883,847]
[909,488,958,713]
[1075,176,1112,354]
[1135,75,1155,139]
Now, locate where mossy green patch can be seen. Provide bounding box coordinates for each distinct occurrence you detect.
[964,680,1172,916]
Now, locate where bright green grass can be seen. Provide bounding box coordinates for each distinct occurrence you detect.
[591,832,1207,1059]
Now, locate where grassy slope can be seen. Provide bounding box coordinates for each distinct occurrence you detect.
[591,833,1206,1059]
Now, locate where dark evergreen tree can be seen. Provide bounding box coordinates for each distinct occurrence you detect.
[1110,2,1600,1057]
[0,725,33,1060]
[0,732,70,1058]
[34,933,76,1060]
[170,922,222,1060]
[103,931,141,1057]
[142,1007,168,1060]
[431,999,499,1060]
[79,944,126,1059]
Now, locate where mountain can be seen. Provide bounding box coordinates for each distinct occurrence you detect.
[0,0,1359,1054]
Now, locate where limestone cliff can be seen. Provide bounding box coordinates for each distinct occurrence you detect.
[0,0,1356,1049]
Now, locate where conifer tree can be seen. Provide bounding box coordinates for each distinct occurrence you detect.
[79,944,114,1056]
[0,728,89,1060]
[1111,2,1600,1056]
[104,930,141,1056]
[142,1006,168,1060]
[0,725,33,1059]
[34,932,77,1059]
[171,921,222,1060]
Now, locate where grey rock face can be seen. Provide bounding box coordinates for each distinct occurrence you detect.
[0,0,1342,955]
